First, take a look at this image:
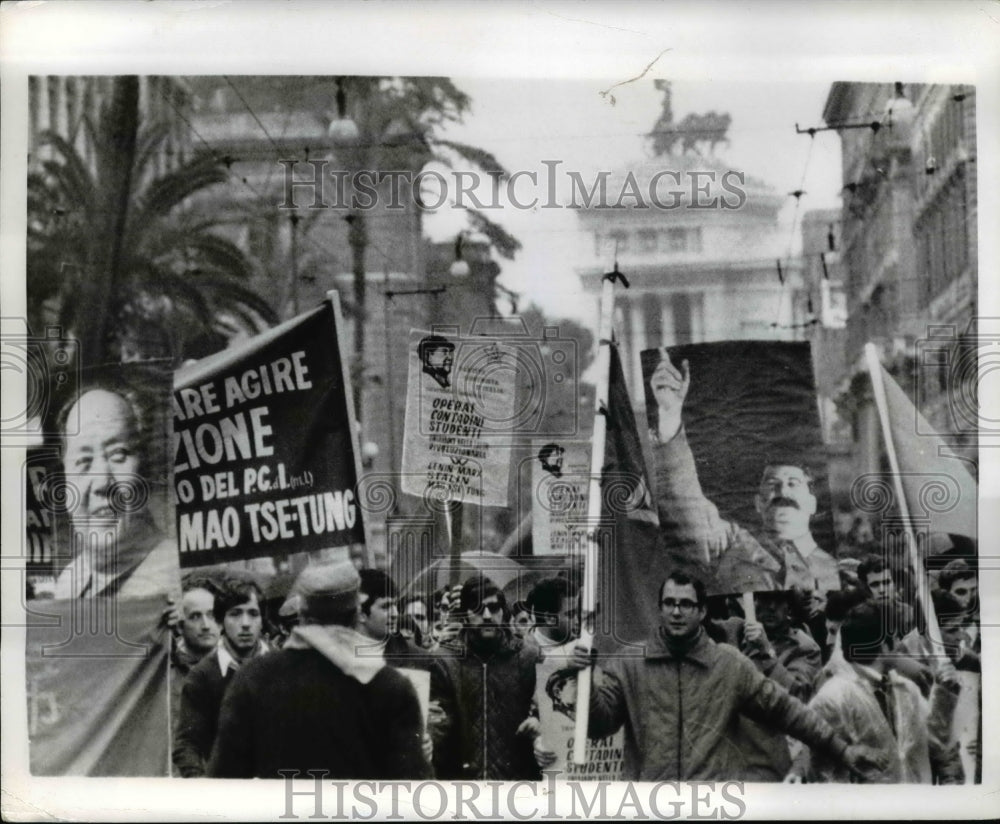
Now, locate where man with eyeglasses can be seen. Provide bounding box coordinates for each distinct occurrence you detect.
[570,570,886,781]
[429,575,542,780]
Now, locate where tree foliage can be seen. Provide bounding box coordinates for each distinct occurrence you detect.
[28,78,277,366]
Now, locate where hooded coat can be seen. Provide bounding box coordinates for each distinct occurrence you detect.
[207,625,431,779]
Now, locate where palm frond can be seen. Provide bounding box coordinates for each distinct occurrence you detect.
[133,155,228,223]
[179,233,260,282]
[186,272,280,325]
[433,139,510,179]
[133,120,173,177]
[464,209,522,260]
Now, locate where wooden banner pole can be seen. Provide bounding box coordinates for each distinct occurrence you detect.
[572,267,622,766]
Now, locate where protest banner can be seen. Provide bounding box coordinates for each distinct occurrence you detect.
[639,341,836,596]
[23,447,60,598]
[25,361,178,775]
[531,440,590,555]
[173,297,366,568]
[535,654,625,781]
[400,329,517,507]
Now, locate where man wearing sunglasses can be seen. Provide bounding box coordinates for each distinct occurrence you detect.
[570,570,886,781]
[429,576,542,780]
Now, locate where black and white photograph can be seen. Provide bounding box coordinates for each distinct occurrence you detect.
[1,1,997,820]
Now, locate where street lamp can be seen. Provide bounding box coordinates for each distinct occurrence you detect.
[883,82,915,153]
[327,77,359,145]
[449,233,471,278]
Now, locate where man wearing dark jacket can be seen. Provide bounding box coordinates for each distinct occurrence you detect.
[173,577,268,777]
[357,568,430,668]
[430,576,541,780]
[571,571,886,781]
[208,561,431,779]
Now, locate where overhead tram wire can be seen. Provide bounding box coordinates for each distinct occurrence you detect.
[216,80,425,273]
[154,83,352,274]
[772,127,816,330]
[221,75,299,195]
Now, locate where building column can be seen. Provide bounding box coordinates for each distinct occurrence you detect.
[689,291,705,343]
[660,294,675,348]
[629,294,646,397]
[52,76,66,136]
[29,77,41,151]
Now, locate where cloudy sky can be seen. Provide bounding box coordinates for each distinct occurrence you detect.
[6,2,994,336]
[423,75,845,326]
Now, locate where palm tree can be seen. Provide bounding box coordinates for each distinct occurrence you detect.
[28,76,278,366]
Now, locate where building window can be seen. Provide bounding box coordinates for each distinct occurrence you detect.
[688,227,703,253]
[916,168,969,308]
[660,227,700,253]
[665,228,686,252]
[637,229,658,253]
[673,293,694,343]
[607,230,628,254]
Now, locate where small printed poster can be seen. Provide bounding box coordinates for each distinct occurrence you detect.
[400,330,517,507]
[534,655,625,781]
[531,440,590,555]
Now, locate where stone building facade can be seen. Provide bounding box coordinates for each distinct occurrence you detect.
[822,82,978,481]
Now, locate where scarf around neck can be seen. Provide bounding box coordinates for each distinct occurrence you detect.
[284,624,386,684]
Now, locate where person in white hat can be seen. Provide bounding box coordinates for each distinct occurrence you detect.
[208,561,431,779]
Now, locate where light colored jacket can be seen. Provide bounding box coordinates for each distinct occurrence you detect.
[806,663,962,783]
[587,628,849,781]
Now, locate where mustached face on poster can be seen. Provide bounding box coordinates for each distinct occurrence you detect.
[636,341,837,596]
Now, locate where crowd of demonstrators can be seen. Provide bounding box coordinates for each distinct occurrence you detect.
[801,601,963,784]
[161,543,978,784]
[208,562,430,779]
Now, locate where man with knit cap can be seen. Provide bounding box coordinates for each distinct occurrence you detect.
[208,561,431,779]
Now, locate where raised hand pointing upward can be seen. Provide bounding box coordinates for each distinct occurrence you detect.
[651,350,690,442]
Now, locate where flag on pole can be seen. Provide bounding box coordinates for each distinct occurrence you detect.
[877,363,977,541]
[593,344,663,651]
